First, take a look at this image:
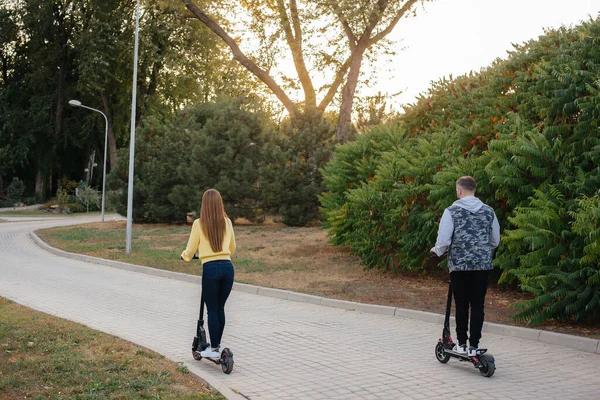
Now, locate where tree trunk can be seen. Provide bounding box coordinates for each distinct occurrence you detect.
[54,3,72,138]
[55,56,66,137]
[0,52,8,85]
[182,0,299,119]
[276,0,316,110]
[147,54,161,97]
[337,45,367,141]
[100,90,118,171]
[35,169,44,196]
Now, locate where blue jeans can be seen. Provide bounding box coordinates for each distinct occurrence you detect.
[202,260,234,349]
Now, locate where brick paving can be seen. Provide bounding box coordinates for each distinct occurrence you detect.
[1,215,599,399]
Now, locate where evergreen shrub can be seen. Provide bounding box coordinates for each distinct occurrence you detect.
[320,18,600,324]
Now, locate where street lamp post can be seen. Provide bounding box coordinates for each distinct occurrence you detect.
[68,99,108,222]
[126,0,140,254]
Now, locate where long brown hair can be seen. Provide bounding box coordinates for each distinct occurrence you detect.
[200,189,227,252]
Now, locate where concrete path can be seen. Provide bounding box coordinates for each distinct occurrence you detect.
[1,215,599,400]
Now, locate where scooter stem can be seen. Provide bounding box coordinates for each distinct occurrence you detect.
[444,280,453,329]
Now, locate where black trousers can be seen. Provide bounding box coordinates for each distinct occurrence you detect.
[450,270,489,348]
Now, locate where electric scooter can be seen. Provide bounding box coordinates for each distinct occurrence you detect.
[191,291,234,374]
[435,278,495,377]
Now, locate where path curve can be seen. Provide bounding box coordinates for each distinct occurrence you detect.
[1,215,599,400]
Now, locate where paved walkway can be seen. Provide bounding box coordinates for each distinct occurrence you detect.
[1,215,599,400]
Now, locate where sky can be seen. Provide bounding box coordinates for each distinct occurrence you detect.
[376,0,600,106]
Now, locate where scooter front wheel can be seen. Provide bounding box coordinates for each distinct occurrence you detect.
[478,353,495,377]
[435,342,450,364]
[220,348,234,374]
[192,350,202,361]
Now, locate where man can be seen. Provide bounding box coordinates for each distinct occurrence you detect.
[431,176,500,356]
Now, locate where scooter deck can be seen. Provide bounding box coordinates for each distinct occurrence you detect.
[445,347,488,359]
[192,350,225,363]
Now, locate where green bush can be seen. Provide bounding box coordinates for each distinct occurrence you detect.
[485,20,600,323]
[56,188,70,210]
[319,122,406,243]
[320,17,600,324]
[261,113,336,226]
[108,99,267,223]
[7,177,25,205]
[33,192,46,204]
[321,61,511,271]
[0,198,13,208]
[57,177,78,194]
[177,100,267,222]
[22,197,37,206]
[66,203,86,213]
[77,183,100,212]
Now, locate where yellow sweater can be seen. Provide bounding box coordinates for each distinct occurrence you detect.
[181,218,236,263]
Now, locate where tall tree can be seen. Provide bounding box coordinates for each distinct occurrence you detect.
[76,0,260,170]
[0,0,289,198]
[0,7,30,187]
[75,0,136,171]
[177,0,427,140]
[0,8,18,87]
[17,0,80,194]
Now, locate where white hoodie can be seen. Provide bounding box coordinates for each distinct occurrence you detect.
[432,196,500,257]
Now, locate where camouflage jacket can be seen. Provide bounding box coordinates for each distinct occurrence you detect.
[433,196,500,272]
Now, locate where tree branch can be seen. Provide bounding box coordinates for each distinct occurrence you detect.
[276,0,316,109]
[290,0,302,45]
[317,56,351,111]
[328,2,357,49]
[0,52,7,84]
[182,0,299,118]
[173,12,200,20]
[369,0,419,45]
[360,0,389,43]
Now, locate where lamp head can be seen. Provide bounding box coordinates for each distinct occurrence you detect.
[68,100,82,107]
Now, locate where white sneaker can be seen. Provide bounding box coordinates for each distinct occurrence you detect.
[468,346,479,356]
[453,344,467,354]
[200,347,221,358]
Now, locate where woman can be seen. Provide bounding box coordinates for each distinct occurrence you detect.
[181,188,236,358]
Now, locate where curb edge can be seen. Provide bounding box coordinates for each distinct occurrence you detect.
[29,231,600,356]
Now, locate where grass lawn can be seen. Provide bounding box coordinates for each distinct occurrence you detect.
[0,297,222,399]
[36,220,600,340]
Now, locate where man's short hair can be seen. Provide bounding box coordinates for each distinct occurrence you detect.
[456,176,477,192]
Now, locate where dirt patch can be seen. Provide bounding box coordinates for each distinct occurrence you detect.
[233,223,600,339]
[39,220,600,340]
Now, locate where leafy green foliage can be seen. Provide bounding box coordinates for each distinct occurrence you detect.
[7,177,25,205]
[107,101,336,227]
[175,100,267,222]
[77,182,101,213]
[261,113,337,226]
[56,188,71,210]
[320,17,600,324]
[109,99,266,223]
[0,0,258,199]
[58,177,79,195]
[320,122,406,240]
